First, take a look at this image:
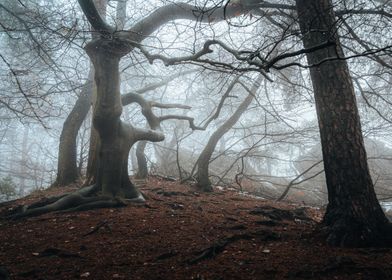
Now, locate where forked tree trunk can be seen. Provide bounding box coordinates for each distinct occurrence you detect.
[85,38,163,198]
[83,0,108,187]
[296,0,391,247]
[54,0,107,187]
[196,77,261,192]
[86,39,130,197]
[54,74,93,187]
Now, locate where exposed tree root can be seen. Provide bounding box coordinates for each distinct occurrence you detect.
[83,220,110,236]
[322,218,392,248]
[187,234,252,265]
[36,247,83,259]
[249,206,312,222]
[322,207,392,248]
[5,184,145,220]
[187,229,280,265]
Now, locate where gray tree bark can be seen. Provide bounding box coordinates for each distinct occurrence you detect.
[54,73,93,187]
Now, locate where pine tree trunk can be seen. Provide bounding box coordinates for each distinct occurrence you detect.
[296,0,391,247]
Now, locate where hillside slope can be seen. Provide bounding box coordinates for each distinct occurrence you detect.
[0,177,391,280]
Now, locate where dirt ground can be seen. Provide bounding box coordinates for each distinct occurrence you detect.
[0,176,391,280]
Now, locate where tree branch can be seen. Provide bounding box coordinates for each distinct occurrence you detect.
[123,70,196,96]
[159,115,204,130]
[132,126,165,142]
[150,102,191,110]
[277,160,323,202]
[77,0,115,34]
[200,77,240,129]
[127,2,253,42]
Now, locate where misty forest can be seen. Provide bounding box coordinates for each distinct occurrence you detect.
[1,0,392,279]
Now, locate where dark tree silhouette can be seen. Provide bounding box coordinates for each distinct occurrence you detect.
[296,0,392,247]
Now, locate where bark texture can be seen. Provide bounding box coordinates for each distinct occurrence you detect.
[86,38,164,197]
[54,0,107,187]
[296,0,391,247]
[84,126,99,186]
[54,74,93,187]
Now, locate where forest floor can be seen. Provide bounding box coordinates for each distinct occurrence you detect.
[0,176,392,280]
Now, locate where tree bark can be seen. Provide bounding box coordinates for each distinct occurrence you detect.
[196,76,261,192]
[135,141,148,179]
[86,39,128,197]
[54,0,107,187]
[85,38,164,198]
[296,0,391,247]
[54,73,93,187]
[84,125,99,186]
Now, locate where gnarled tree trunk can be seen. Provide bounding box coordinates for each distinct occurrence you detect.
[54,73,93,187]
[296,0,391,247]
[54,0,107,187]
[8,0,272,219]
[86,38,164,198]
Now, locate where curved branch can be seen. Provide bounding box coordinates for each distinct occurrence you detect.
[123,70,196,96]
[150,102,191,110]
[201,77,240,129]
[122,93,161,129]
[137,40,272,80]
[336,8,392,18]
[77,0,115,33]
[132,126,165,142]
[122,92,192,129]
[127,3,250,42]
[159,115,204,131]
[277,160,324,202]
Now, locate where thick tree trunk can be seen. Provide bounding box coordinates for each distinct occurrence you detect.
[54,73,93,187]
[196,77,260,192]
[86,39,129,197]
[54,0,107,187]
[83,0,126,187]
[296,0,391,247]
[85,39,163,198]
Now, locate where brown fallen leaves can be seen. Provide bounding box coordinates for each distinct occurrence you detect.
[0,176,391,279]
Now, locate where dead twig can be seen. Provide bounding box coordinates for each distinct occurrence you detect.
[83,220,110,237]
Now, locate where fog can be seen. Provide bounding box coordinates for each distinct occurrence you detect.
[1,0,392,215]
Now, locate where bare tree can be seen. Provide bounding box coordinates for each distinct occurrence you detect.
[195,75,262,191]
[8,0,262,218]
